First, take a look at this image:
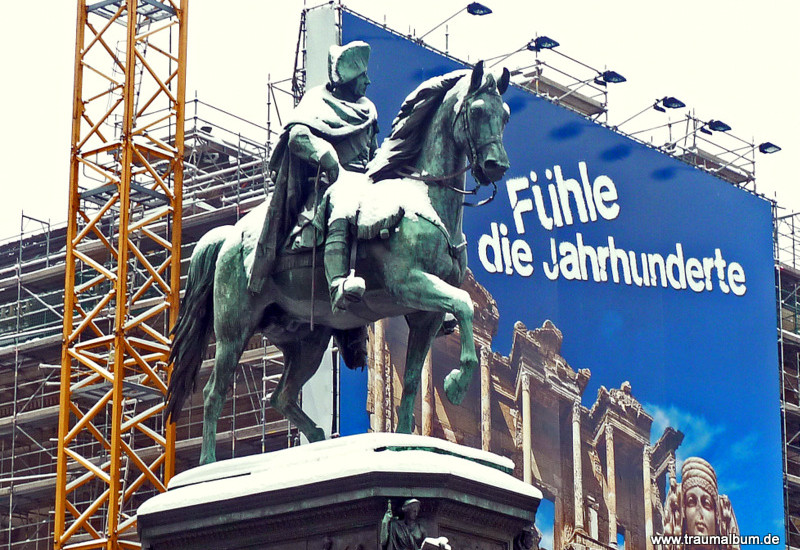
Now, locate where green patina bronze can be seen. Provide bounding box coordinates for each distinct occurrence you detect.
[165,58,511,465]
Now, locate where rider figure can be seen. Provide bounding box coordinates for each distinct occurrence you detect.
[248,41,377,312]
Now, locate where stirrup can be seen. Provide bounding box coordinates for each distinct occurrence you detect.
[331,270,365,311]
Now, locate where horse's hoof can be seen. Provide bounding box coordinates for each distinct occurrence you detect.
[444,369,466,405]
[199,452,216,465]
[307,426,326,443]
[396,413,415,434]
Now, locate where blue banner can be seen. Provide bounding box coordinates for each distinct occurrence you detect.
[343,10,782,545]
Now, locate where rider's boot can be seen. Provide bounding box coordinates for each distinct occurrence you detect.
[325,218,365,311]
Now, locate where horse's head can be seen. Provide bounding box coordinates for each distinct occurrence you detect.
[454,61,511,185]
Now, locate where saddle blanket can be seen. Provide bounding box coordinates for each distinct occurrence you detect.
[318,171,445,241]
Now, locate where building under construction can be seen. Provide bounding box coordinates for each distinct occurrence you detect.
[0,2,794,549]
[777,214,800,549]
[0,97,297,547]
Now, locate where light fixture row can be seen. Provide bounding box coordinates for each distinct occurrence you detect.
[418,5,779,154]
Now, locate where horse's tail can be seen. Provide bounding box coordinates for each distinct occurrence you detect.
[165,227,228,422]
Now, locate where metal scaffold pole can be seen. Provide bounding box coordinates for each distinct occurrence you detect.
[55,1,188,549]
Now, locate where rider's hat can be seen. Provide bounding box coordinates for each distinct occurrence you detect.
[328,41,370,86]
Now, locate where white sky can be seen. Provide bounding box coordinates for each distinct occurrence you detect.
[1,1,798,240]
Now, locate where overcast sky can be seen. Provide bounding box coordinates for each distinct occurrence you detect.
[1,1,797,241]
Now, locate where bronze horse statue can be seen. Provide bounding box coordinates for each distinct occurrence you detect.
[166,62,511,464]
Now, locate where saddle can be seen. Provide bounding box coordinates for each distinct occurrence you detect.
[286,170,447,253]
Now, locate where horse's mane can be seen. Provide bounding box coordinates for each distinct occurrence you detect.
[367,71,468,183]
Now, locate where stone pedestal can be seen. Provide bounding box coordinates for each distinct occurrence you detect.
[138,433,542,550]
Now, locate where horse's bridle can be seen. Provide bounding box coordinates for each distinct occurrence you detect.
[399,88,501,207]
[456,89,504,176]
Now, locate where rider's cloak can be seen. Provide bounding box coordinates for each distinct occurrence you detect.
[249,85,378,291]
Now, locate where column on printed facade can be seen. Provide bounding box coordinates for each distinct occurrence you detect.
[480,346,491,451]
[572,400,584,532]
[372,320,386,432]
[643,445,654,550]
[522,373,532,484]
[605,424,617,547]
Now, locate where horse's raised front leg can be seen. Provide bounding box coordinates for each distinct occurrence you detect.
[396,311,445,434]
[201,333,249,465]
[393,271,477,406]
[270,327,334,443]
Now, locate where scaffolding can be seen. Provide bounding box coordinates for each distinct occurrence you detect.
[776,211,800,549]
[0,0,300,542]
[0,92,296,547]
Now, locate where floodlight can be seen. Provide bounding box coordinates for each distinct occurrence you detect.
[616,96,685,129]
[707,119,731,132]
[653,97,684,113]
[759,142,781,154]
[661,97,685,109]
[527,36,559,52]
[467,2,492,15]
[593,71,626,87]
[601,70,626,84]
[419,3,492,40]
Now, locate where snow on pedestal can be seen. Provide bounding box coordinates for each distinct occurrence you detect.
[138,433,541,550]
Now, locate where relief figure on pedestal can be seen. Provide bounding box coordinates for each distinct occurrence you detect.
[514,524,542,550]
[381,499,426,550]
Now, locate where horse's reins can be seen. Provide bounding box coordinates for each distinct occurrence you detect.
[399,167,498,208]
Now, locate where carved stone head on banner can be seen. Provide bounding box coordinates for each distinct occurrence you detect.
[662,457,740,550]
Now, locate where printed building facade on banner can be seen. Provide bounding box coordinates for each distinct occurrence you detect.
[367,273,684,550]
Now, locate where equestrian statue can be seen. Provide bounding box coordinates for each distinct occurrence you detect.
[165,40,511,464]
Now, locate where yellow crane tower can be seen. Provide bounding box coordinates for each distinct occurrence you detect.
[55,1,188,548]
